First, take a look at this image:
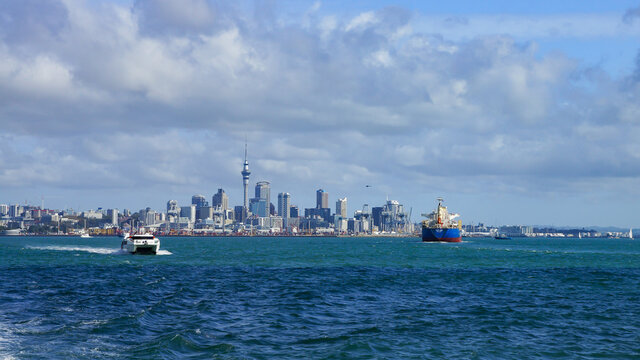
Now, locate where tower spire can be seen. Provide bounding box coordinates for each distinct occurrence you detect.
[241,140,251,223]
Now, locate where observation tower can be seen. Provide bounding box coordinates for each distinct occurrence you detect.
[241,143,251,222]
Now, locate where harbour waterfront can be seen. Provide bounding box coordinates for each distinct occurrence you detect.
[1,236,639,358]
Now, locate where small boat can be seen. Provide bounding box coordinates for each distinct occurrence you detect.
[494,234,511,240]
[80,233,92,238]
[120,233,160,255]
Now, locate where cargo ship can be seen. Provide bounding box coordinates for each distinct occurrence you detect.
[421,198,462,242]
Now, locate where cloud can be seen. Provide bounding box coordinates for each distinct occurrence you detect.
[345,11,377,32]
[133,0,216,35]
[623,6,640,24]
[415,13,640,40]
[633,50,640,83]
[0,0,68,44]
[0,1,639,226]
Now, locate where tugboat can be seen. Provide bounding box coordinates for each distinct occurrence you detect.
[121,233,160,255]
[421,198,462,242]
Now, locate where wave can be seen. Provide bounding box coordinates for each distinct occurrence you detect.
[26,246,172,255]
[0,321,18,359]
[27,245,119,254]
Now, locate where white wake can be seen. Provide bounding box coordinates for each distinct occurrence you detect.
[26,245,172,255]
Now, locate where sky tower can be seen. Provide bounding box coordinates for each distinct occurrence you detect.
[241,142,251,222]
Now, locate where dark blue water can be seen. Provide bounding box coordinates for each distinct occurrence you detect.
[1,236,639,359]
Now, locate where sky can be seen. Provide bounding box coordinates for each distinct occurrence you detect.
[1,0,640,228]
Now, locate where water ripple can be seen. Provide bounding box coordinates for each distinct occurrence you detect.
[1,237,640,358]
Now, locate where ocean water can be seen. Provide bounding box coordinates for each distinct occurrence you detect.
[1,236,639,359]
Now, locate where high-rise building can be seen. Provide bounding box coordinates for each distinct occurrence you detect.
[278,192,291,226]
[249,198,268,217]
[247,181,271,218]
[289,205,299,218]
[241,143,251,222]
[9,204,20,218]
[255,181,270,204]
[192,194,208,208]
[143,209,156,225]
[167,200,179,216]
[197,206,213,220]
[212,188,228,210]
[0,204,8,216]
[180,205,196,223]
[234,206,244,224]
[316,189,328,209]
[336,197,347,218]
[107,209,118,225]
[372,207,383,228]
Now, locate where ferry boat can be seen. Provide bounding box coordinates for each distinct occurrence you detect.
[421,198,462,242]
[120,233,160,255]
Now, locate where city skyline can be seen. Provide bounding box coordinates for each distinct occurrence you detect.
[1,1,640,227]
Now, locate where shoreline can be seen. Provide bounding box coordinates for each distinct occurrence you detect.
[1,233,420,238]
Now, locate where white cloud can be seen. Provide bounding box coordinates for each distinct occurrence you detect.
[414,13,640,41]
[365,49,394,67]
[345,11,377,32]
[133,0,215,33]
[0,1,639,225]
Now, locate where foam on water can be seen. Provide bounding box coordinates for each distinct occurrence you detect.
[27,245,119,254]
[26,245,172,256]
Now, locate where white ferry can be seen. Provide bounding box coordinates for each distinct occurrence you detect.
[120,233,160,255]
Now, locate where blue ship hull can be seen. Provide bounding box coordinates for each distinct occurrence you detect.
[422,227,462,242]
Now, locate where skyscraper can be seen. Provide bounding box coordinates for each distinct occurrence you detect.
[372,206,383,229]
[166,200,179,216]
[289,205,299,218]
[251,181,271,217]
[180,205,196,223]
[191,194,208,208]
[9,204,20,218]
[316,189,328,209]
[241,143,251,222]
[212,188,228,210]
[107,209,118,225]
[278,192,291,221]
[336,197,347,218]
[249,198,268,217]
[255,181,270,205]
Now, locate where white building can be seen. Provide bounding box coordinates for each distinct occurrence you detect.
[336,197,347,218]
[83,210,103,219]
[107,209,118,225]
[167,200,179,216]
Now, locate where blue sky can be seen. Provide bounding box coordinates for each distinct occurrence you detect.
[1,0,639,227]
